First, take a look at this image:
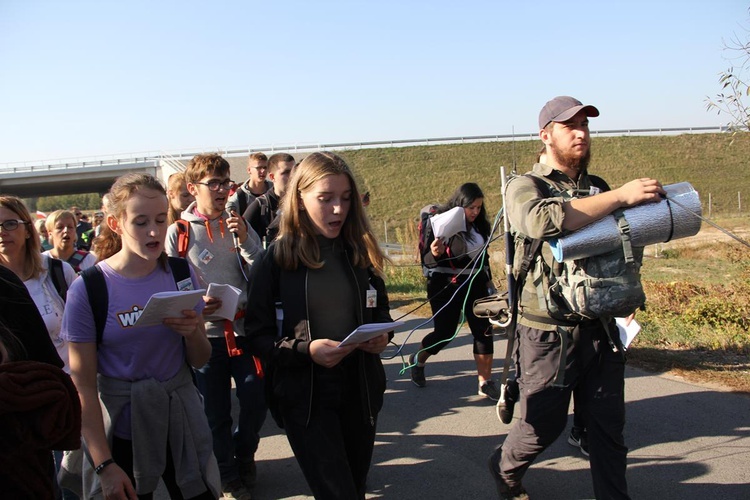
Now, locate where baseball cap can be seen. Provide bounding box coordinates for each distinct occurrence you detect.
[538,96,600,130]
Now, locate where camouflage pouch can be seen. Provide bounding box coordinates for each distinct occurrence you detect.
[548,245,645,320]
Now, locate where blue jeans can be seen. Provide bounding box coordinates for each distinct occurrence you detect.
[195,336,267,483]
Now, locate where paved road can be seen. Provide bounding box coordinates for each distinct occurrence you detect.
[245,313,750,499]
[158,312,750,499]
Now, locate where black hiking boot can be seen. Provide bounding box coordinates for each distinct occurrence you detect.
[488,446,530,500]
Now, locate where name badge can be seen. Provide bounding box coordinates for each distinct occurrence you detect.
[590,186,601,195]
[176,278,194,291]
[198,248,214,265]
[366,289,377,308]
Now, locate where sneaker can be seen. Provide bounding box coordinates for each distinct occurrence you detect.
[479,380,501,401]
[222,478,253,500]
[239,459,257,488]
[409,353,426,388]
[488,446,530,500]
[496,379,519,424]
[567,427,590,458]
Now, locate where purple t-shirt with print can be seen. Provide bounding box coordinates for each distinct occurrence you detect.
[61,260,201,438]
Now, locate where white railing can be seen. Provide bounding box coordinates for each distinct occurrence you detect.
[0,126,729,175]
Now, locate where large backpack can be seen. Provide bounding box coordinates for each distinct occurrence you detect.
[512,172,646,322]
[417,204,439,276]
[80,257,192,345]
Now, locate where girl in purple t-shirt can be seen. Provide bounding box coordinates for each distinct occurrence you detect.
[61,173,218,499]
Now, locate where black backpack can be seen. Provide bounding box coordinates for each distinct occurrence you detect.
[49,258,68,302]
[256,195,280,246]
[235,190,254,219]
[417,204,439,275]
[80,257,191,345]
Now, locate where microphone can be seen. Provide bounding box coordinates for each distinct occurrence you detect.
[228,209,251,282]
[227,210,241,247]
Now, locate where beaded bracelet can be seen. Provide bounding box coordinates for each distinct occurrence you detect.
[94,458,115,475]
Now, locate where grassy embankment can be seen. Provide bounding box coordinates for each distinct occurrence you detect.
[334,133,750,393]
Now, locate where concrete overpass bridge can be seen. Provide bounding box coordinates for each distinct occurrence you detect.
[0,146,295,198]
[0,155,186,198]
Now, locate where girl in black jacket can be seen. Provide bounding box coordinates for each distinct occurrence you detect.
[246,152,393,500]
[410,183,498,400]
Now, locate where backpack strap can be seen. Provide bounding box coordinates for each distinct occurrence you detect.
[48,258,68,302]
[256,195,273,246]
[67,250,88,273]
[613,209,636,264]
[80,265,108,346]
[175,219,190,258]
[238,190,250,217]
[167,256,192,289]
[79,259,193,347]
[257,195,270,219]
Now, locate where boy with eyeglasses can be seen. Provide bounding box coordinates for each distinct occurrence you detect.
[166,153,264,500]
[226,152,272,217]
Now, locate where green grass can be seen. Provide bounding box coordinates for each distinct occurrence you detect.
[333,133,750,389]
[337,132,750,240]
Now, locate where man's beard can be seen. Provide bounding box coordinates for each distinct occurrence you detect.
[549,143,592,174]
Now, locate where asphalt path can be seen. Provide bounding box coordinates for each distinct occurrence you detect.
[160,311,750,499]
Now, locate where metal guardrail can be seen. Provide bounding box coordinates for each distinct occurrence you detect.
[0,126,729,174]
[0,155,159,174]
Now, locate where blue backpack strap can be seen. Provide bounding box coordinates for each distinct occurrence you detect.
[48,258,68,302]
[80,265,108,347]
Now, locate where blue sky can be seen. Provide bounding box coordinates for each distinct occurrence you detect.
[0,0,747,163]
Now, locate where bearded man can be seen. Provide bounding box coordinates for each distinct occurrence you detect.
[488,96,665,500]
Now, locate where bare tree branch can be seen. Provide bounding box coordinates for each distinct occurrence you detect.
[706,9,750,136]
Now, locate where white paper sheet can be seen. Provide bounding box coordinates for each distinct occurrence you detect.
[205,283,243,321]
[337,321,404,347]
[430,206,466,240]
[133,289,206,327]
[615,317,641,349]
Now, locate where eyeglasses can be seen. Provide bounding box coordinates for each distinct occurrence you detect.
[0,220,29,232]
[74,212,82,216]
[196,179,235,191]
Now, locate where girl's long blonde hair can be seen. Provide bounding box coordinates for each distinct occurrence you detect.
[274,152,387,275]
[167,172,187,225]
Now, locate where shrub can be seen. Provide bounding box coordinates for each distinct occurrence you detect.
[683,295,750,330]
